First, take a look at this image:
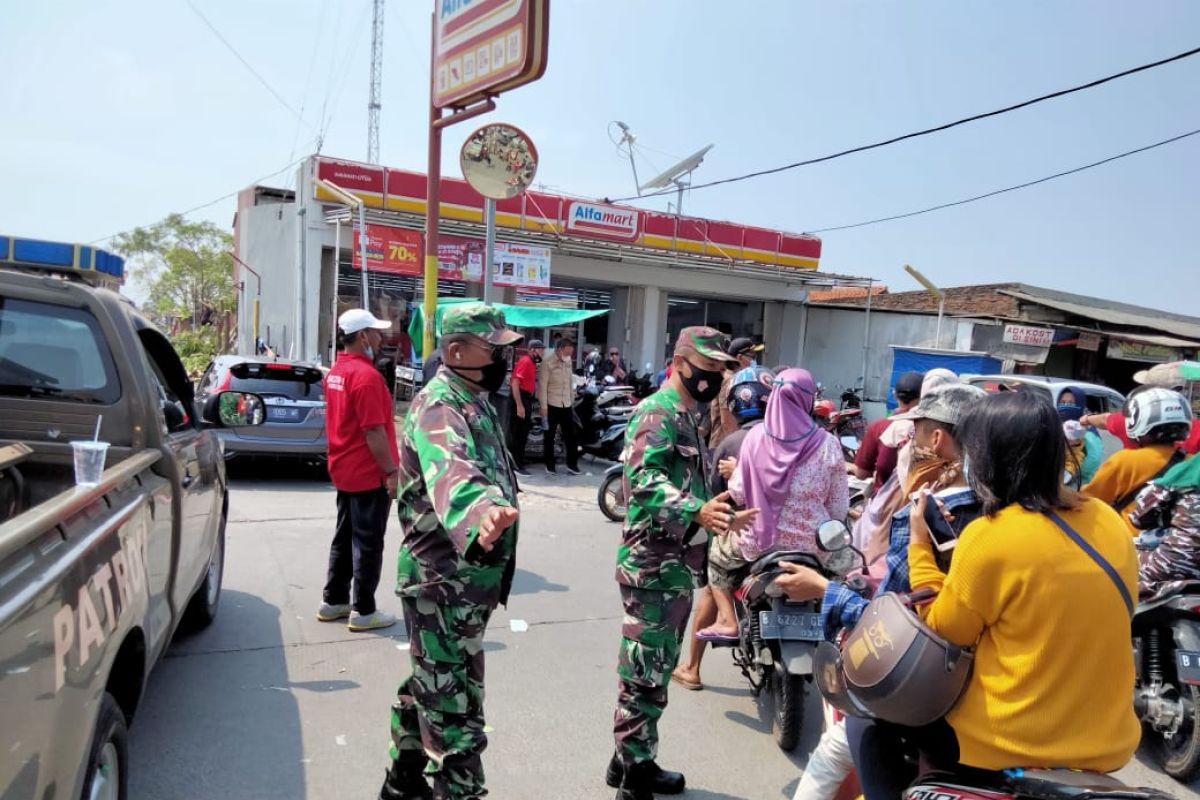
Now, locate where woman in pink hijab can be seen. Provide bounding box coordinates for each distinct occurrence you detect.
[700,368,848,639]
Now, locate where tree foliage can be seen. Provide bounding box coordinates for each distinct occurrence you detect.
[113,214,236,374]
[113,213,235,326]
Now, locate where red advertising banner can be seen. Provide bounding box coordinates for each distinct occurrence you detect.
[352,225,422,275]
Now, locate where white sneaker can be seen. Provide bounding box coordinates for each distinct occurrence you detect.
[316,603,352,622]
[348,610,397,632]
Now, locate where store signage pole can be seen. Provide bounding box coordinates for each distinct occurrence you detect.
[483,198,497,305]
[358,203,368,308]
[426,0,549,354]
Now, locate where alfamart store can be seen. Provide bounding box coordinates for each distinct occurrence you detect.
[233,155,868,370]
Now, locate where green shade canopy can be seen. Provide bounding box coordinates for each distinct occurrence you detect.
[408,298,607,358]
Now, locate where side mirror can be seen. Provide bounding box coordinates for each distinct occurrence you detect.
[203,391,266,427]
[817,519,852,552]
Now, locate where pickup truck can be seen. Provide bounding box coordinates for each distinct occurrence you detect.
[0,238,262,800]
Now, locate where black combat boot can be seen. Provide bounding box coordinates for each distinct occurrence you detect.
[379,755,433,800]
[607,753,686,795]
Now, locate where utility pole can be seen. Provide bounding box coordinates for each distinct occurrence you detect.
[367,0,384,164]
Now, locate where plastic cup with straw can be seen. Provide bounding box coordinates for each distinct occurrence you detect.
[72,414,109,487]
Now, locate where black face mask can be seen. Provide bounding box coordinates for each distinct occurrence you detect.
[680,363,723,403]
[531,354,543,364]
[449,346,509,393]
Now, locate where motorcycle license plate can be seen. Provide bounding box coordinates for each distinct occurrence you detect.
[1177,650,1200,685]
[759,610,823,642]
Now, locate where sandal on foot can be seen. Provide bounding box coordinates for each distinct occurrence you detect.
[696,627,739,643]
[670,672,703,691]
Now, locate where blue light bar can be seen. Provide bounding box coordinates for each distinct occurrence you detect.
[0,235,125,284]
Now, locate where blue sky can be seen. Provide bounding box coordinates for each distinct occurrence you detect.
[2,1,1197,313]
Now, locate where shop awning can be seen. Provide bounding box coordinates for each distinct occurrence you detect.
[408,298,608,357]
[1099,331,1200,349]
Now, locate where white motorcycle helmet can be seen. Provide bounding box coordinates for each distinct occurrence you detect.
[1125,387,1193,441]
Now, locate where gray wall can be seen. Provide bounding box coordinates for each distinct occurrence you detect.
[237,203,297,357]
[802,306,970,406]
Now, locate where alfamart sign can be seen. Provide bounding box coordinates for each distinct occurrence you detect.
[312,157,823,271]
[564,201,639,241]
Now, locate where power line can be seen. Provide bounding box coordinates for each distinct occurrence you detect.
[89,157,308,245]
[184,0,309,126]
[607,44,1200,203]
[806,127,1200,234]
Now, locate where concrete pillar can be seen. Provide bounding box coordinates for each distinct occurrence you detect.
[777,302,806,368]
[626,286,668,374]
[762,302,784,365]
[608,286,630,356]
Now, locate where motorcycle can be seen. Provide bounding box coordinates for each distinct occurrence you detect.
[711,521,865,752]
[1133,580,1200,781]
[814,384,867,454]
[597,462,627,522]
[575,382,629,462]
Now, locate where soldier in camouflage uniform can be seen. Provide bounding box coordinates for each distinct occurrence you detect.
[380,303,523,800]
[607,327,758,800]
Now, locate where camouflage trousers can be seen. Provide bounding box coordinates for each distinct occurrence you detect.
[613,586,693,766]
[391,595,494,800]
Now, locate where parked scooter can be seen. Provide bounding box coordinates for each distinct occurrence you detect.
[710,520,864,752]
[597,462,627,522]
[813,384,867,448]
[576,383,629,462]
[1133,580,1200,781]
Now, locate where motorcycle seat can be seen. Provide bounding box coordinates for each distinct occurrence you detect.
[748,550,823,576]
[1008,769,1170,800]
[917,769,1168,800]
[1137,580,1200,615]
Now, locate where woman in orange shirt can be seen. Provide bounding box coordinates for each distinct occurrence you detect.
[899,392,1140,797]
[1084,387,1192,533]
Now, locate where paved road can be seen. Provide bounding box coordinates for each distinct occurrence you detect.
[128,462,1200,800]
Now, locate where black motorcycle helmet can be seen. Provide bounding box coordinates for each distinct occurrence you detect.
[727,366,773,422]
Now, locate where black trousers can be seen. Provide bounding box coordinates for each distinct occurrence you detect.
[544,404,578,471]
[489,392,512,449]
[510,390,535,468]
[323,486,391,615]
[845,715,962,800]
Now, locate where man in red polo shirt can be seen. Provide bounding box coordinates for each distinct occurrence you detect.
[318,308,400,632]
[509,338,543,476]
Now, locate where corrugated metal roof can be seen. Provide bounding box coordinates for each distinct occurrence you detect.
[999,287,1200,341]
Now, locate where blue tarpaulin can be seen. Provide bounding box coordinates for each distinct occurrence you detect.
[887,347,1003,410]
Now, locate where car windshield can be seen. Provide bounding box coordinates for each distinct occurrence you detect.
[0,297,121,403]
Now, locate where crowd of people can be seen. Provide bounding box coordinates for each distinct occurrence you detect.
[318,303,1198,800]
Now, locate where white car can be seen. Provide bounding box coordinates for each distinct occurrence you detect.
[964,375,1126,459]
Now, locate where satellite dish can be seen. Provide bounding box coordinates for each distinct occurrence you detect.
[639,144,713,191]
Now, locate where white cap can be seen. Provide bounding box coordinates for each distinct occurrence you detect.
[338,309,391,335]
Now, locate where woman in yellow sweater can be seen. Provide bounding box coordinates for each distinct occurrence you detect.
[905,391,1140,783]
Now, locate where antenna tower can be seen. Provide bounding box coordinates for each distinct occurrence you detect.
[367,0,384,163]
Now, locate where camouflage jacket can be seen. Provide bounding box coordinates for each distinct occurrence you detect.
[396,368,520,607]
[616,383,712,591]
